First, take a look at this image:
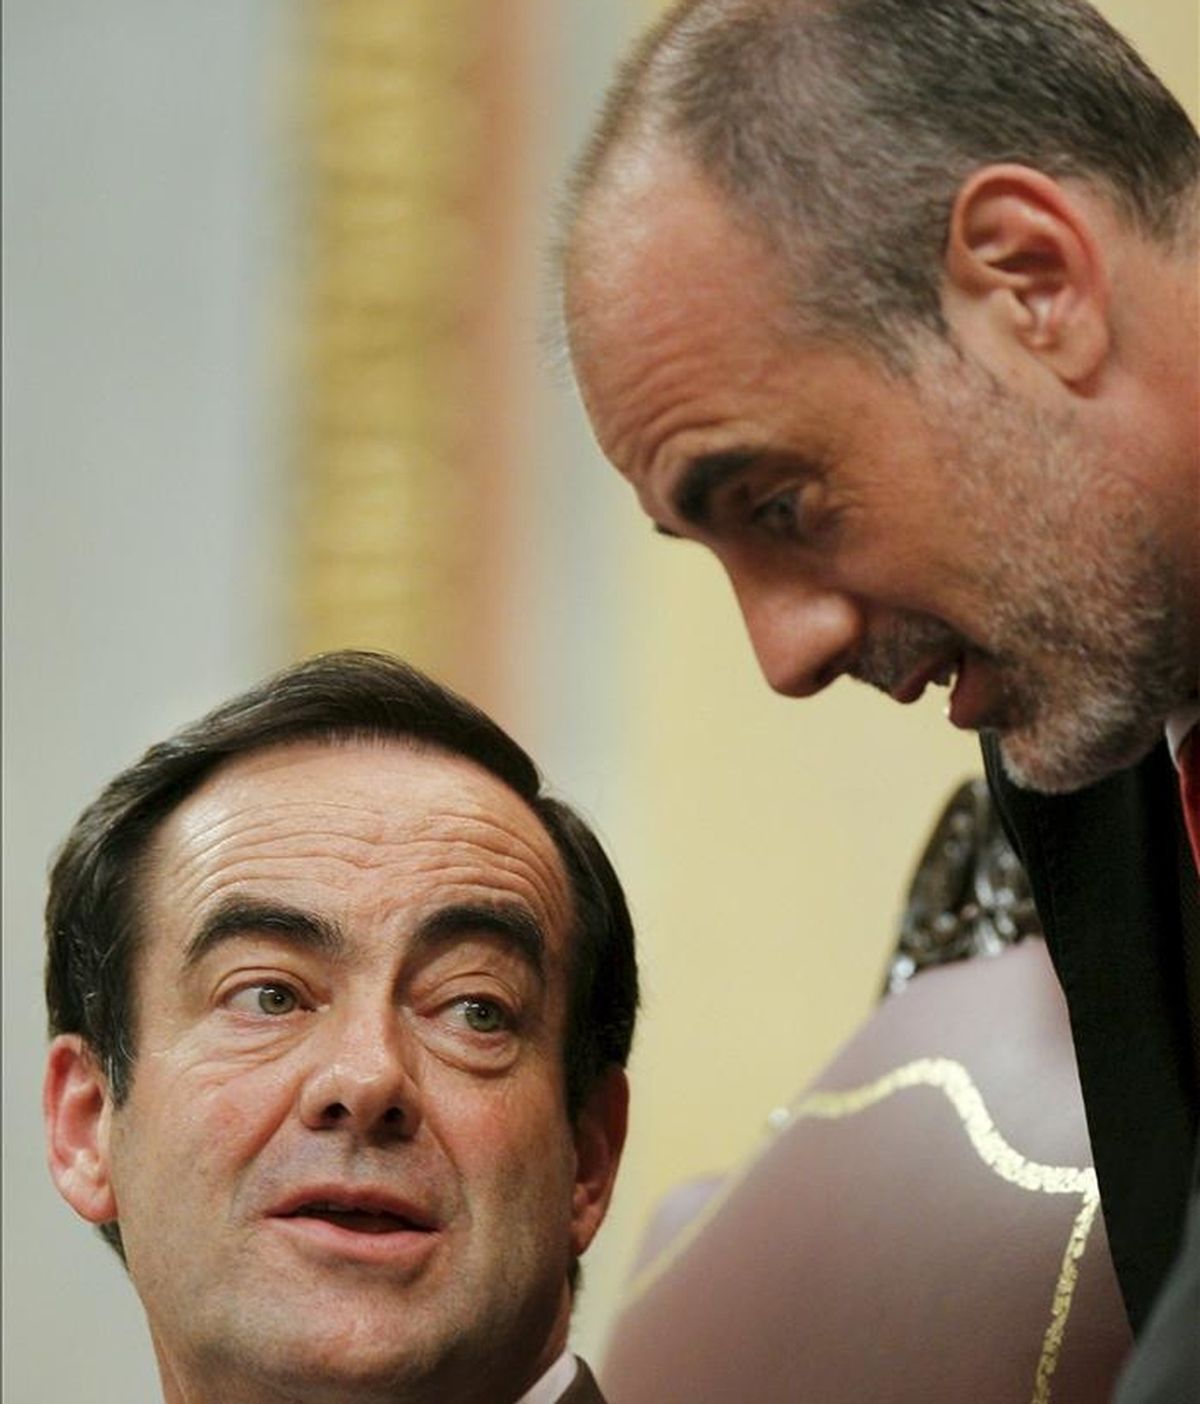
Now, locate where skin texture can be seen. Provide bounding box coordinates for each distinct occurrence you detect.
[44,739,627,1404]
[567,149,1199,793]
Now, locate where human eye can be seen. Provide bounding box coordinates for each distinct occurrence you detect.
[749,486,804,541]
[451,996,514,1036]
[225,981,305,1017]
[416,991,523,1071]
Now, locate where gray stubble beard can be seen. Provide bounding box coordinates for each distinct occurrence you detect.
[917,350,1193,794]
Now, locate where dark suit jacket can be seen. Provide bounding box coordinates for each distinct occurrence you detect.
[560,1359,606,1404]
[984,736,1199,1333]
[1113,1177,1200,1402]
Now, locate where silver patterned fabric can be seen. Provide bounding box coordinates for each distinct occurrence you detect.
[886,778,1040,995]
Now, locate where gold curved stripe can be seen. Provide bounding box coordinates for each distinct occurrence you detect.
[793,1057,1096,1196]
[621,1057,1098,1404]
[1035,1190,1102,1404]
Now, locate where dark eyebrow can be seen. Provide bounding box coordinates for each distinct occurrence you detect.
[670,449,761,530]
[183,898,345,969]
[409,903,547,983]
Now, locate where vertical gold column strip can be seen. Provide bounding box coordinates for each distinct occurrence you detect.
[291,1,488,683]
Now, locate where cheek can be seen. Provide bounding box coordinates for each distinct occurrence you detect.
[436,1076,576,1202]
[190,1058,301,1158]
[115,1045,304,1199]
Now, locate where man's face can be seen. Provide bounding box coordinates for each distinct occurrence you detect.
[567,154,1192,792]
[68,740,622,1403]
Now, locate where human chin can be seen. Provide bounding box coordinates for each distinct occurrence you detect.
[992,680,1165,794]
[182,1272,471,1403]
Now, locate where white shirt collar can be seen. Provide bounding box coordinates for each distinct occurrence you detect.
[515,1349,578,1404]
[1165,702,1200,768]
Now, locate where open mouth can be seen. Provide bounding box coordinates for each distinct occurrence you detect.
[929,654,962,690]
[275,1191,438,1237]
[890,650,963,705]
[285,1204,430,1235]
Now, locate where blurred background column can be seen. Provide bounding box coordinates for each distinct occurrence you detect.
[295,2,510,698]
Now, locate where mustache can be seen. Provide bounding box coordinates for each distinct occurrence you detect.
[850,615,966,693]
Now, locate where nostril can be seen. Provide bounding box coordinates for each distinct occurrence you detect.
[382,1106,404,1125]
[323,1103,350,1122]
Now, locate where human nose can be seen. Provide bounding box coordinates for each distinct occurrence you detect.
[297,1005,421,1140]
[731,570,863,698]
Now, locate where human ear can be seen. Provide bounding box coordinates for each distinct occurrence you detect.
[44,1035,118,1225]
[569,1066,629,1257]
[941,164,1110,387]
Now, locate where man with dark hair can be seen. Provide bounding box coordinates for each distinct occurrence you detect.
[562,0,1197,1395]
[43,650,636,1404]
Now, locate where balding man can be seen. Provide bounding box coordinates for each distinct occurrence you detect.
[561,2,1197,1396]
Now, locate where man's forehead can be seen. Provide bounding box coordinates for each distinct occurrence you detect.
[168,736,530,830]
[568,148,799,367]
[139,738,573,946]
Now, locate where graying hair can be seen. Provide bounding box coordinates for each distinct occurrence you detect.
[566,0,1198,363]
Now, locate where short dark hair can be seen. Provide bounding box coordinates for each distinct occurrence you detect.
[568,0,1199,361]
[46,649,638,1124]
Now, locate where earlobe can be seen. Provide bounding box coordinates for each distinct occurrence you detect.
[942,164,1110,386]
[44,1035,119,1225]
[569,1067,629,1257]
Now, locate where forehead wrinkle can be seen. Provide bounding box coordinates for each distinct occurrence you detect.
[588,282,786,487]
[412,807,572,939]
[418,803,557,867]
[142,734,575,921]
[146,808,401,919]
[150,791,572,959]
[575,161,812,484]
[412,858,566,947]
[608,359,724,486]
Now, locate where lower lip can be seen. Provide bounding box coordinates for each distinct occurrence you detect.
[268,1215,442,1269]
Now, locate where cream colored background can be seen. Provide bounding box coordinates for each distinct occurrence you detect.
[3,2,1195,1397]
